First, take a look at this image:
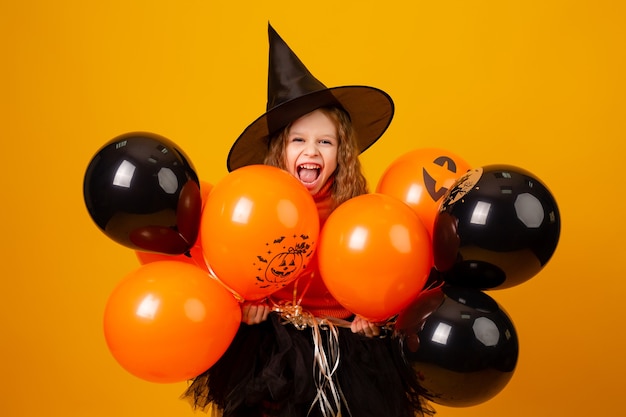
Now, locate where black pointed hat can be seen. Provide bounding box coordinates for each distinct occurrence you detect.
[227,23,395,172]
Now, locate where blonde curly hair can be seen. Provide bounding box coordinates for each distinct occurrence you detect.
[264,107,368,209]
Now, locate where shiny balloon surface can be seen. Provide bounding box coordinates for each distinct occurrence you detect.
[201,165,319,301]
[433,165,560,289]
[83,132,201,254]
[395,285,518,407]
[103,261,241,383]
[318,193,433,321]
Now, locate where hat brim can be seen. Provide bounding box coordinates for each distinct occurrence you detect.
[227,85,394,172]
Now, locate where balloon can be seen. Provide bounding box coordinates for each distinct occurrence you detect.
[103,261,241,383]
[376,148,471,236]
[394,285,518,407]
[432,165,561,289]
[318,193,433,322]
[201,165,319,301]
[83,132,201,255]
[135,181,213,271]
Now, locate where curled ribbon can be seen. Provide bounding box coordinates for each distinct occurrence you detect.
[271,298,350,417]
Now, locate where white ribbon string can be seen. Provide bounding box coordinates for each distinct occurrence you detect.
[271,301,351,417]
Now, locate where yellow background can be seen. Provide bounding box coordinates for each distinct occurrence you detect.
[2,1,624,416]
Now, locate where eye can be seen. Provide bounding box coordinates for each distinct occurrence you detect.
[319,138,335,145]
[290,137,305,143]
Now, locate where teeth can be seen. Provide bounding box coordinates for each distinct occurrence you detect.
[299,164,320,169]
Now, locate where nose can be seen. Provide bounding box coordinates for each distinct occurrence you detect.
[303,141,319,156]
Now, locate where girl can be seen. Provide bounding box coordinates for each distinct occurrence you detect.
[252,106,378,337]
[183,24,433,417]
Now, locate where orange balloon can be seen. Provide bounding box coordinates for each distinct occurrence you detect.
[376,148,471,237]
[201,165,319,301]
[318,193,433,322]
[103,261,241,383]
[136,181,213,271]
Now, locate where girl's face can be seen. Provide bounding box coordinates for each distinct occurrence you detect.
[284,109,338,195]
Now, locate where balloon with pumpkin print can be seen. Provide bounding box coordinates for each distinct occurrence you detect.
[376,148,471,237]
[200,165,319,301]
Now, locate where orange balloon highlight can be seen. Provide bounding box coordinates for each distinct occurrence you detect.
[376,148,471,236]
[103,261,241,383]
[318,193,433,322]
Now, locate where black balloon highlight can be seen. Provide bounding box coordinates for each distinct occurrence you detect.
[432,164,560,289]
[394,285,518,407]
[83,132,201,255]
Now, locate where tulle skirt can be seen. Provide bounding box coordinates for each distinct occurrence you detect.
[182,313,434,417]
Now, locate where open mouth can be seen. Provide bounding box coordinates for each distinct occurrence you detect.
[297,164,321,185]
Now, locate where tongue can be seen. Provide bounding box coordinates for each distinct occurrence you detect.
[299,168,319,183]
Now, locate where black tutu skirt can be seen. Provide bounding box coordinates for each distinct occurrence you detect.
[182,312,434,417]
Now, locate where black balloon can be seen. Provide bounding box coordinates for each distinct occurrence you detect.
[83,132,202,255]
[432,164,561,289]
[394,285,518,407]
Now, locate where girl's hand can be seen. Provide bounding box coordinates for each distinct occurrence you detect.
[241,302,272,325]
[350,315,381,338]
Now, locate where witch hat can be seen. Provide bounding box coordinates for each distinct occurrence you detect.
[227,23,395,172]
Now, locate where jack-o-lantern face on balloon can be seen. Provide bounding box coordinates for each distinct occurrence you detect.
[265,242,310,283]
[376,148,471,236]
